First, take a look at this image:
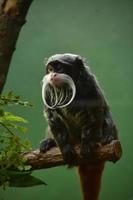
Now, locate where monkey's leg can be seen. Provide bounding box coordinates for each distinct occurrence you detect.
[80,106,105,157]
[102,111,118,144]
[48,112,78,166]
[80,127,95,158]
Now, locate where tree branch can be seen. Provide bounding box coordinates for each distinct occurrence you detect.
[0,0,33,94]
[23,140,122,170]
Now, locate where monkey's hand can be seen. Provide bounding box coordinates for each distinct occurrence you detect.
[40,138,57,152]
[61,144,78,167]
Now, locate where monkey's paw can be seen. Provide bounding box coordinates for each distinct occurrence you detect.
[62,144,78,167]
[40,138,57,153]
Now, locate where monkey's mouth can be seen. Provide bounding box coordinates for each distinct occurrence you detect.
[42,74,76,109]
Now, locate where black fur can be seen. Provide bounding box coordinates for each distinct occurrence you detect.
[40,53,118,166]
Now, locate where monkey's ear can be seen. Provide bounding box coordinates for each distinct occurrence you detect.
[75,56,85,69]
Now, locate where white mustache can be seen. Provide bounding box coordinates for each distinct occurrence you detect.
[42,73,76,109]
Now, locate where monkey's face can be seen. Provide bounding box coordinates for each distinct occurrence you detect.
[42,60,77,109]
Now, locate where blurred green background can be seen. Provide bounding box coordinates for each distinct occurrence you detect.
[1,0,133,199]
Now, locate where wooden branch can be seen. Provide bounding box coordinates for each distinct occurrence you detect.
[0,0,33,94]
[23,140,122,170]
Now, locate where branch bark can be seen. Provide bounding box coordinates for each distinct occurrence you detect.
[23,140,122,170]
[0,0,33,94]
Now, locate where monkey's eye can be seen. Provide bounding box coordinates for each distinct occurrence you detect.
[47,65,54,73]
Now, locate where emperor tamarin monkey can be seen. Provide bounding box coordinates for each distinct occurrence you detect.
[40,53,118,200]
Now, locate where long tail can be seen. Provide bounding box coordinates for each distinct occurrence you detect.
[77,162,105,200]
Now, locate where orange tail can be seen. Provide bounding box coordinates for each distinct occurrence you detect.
[77,162,105,200]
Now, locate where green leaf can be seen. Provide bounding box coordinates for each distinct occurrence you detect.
[5,170,31,177]
[0,92,33,189]
[0,109,4,116]
[1,170,47,188]
[17,126,28,133]
[17,165,25,171]
[7,91,13,98]
[22,140,31,148]
[1,112,28,123]
[9,175,47,187]
[23,165,32,171]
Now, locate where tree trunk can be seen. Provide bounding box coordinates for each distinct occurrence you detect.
[0,0,33,94]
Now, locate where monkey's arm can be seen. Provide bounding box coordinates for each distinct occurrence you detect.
[80,108,103,157]
[40,125,57,152]
[40,109,78,166]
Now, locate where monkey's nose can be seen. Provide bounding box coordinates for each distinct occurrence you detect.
[50,73,57,80]
[49,73,61,86]
[52,73,57,77]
